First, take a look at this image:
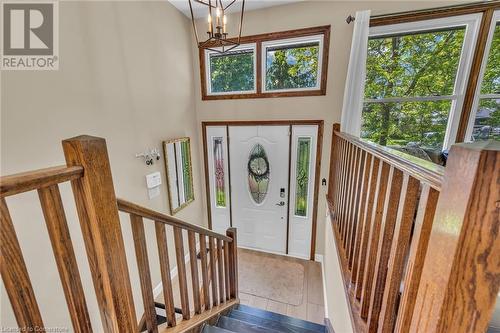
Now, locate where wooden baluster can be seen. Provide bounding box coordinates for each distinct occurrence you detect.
[367,167,404,332]
[348,150,367,269]
[393,185,438,333]
[355,158,380,299]
[174,227,190,319]
[224,240,231,301]
[346,147,362,262]
[378,175,420,333]
[332,137,343,226]
[226,228,238,298]
[327,124,341,202]
[340,142,352,242]
[217,239,225,303]
[342,145,356,249]
[360,162,391,319]
[208,236,218,306]
[37,185,92,332]
[63,135,137,332]
[188,231,201,315]
[409,143,499,333]
[337,140,348,236]
[334,139,346,231]
[1,198,45,330]
[351,154,373,284]
[155,222,176,327]
[130,214,158,333]
[199,234,211,309]
[337,140,348,240]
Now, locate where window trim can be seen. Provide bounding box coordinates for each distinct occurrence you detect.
[465,10,500,141]
[199,25,330,100]
[361,13,482,150]
[205,43,257,96]
[261,34,324,94]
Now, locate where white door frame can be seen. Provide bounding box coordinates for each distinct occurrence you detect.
[202,120,324,260]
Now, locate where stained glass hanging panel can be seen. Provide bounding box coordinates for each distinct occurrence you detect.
[295,137,311,217]
[247,144,270,204]
[213,137,226,207]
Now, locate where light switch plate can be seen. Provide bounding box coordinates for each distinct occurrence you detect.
[146,172,161,189]
[148,187,160,199]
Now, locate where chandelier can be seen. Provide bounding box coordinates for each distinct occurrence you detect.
[188,0,245,53]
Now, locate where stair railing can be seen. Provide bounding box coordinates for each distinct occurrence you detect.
[327,123,499,333]
[0,135,239,333]
[117,198,238,332]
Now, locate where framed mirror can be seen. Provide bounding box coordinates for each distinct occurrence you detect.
[163,137,194,214]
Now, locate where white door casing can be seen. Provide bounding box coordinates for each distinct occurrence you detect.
[229,125,290,254]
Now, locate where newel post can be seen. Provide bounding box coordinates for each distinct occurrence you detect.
[409,141,499,333]
[62,135,137,333]
[226,227,238,299]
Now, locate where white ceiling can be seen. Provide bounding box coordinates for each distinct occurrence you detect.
[168,0,303,19]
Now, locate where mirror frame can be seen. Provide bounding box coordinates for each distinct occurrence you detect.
[163,137,195,215]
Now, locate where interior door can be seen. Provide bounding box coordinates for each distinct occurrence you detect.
[229,125,290,254]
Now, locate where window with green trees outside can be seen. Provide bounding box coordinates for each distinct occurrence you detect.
[265,42,320,91]
[208,47,255,94]
[362,26,466,151]
[470,21,500,141]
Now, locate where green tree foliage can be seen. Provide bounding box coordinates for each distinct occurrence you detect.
[477,23,499,140]
[362,28,466,148]
[266,44,319,90]
[210,51,254,93]
[480,24,499,95]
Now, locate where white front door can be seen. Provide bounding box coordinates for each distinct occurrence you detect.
[229,126,290,254]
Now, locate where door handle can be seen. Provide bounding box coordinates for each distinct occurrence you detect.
[276,201,285,206]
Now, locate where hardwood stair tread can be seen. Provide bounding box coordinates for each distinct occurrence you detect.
[217,315,284,333]
[227,309,322,333]
[236,304,326,332]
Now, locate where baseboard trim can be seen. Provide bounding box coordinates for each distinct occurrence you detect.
[315,254,329,318]
[324,317,335,333]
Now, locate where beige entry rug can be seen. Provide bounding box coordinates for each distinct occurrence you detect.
[238,249,305,306]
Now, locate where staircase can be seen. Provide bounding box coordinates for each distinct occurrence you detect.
[201,304,326,333]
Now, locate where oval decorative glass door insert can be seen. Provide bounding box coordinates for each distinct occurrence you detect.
[247,144,270,204]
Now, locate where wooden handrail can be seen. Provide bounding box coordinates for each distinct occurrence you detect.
[0,165,84,197]
[117,198,233,242]
[334,130,444,190]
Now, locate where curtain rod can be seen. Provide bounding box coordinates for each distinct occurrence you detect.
[345,0,499,24]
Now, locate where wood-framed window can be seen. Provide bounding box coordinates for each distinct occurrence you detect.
[199,25,331,100]
[368,2,500,144]
[362,14,482,152]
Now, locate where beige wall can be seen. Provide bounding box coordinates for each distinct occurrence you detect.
[0,1,203,330]
[193,0,462,256]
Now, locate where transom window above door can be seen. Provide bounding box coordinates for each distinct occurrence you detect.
[200,26,330,100]
[206,44,256,95]
[361,14,482,154]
